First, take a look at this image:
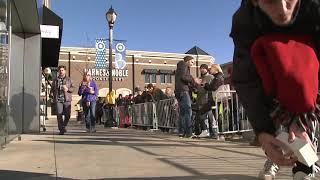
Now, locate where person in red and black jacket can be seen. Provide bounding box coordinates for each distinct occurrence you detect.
[231,0,320,179]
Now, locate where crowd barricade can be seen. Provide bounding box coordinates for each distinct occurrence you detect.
[102,106,118,127]
[111,99,178,130]
[155,98,179,129]
[130,102,155,128]
[214,90,252,134]
[104,90,252,135]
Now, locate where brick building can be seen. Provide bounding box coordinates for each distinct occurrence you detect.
[58,46,214,97]
[46,46,214,117]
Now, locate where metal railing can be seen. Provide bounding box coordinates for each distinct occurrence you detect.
[155,98,179,129]
[131,102,157,129]
[102,91,252,135]
[214,90,252,134]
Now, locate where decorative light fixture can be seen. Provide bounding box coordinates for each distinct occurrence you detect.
[106,6,117,28]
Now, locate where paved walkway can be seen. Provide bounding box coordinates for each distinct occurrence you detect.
[0,119,318,180]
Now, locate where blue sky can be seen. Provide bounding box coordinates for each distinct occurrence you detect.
[51,0,241,64]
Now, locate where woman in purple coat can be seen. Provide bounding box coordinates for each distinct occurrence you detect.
[78,73,99,132]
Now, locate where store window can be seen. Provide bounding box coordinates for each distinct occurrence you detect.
[145,73,156,84]
[143,69,157,84]
[160,74,172,84]
[159,69,173,84]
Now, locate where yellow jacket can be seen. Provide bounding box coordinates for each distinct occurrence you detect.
[106,90,116,105]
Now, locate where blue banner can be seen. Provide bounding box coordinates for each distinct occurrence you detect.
[114,40,127,69]
[95,39,107,69]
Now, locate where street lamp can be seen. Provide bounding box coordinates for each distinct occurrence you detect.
[105,6,117,127]
[106,6,117,94]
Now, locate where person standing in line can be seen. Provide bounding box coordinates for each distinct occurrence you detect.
[175,55,201,138]
[146,83,167,102]
[164,87,174,99]
[50,65,74,135]
[78,73,99,133]
[197,64,224,138]
[134,87,145,104]
[194,64,218,138]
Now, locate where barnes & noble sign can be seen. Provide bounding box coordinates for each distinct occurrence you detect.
[84,68,129,81]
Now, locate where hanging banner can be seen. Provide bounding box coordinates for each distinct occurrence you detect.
[114,40,127,69]
[95,39,107,69]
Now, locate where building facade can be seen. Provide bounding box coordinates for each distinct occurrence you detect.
[53,47,214,116]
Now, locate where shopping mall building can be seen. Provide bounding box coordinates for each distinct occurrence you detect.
[58,46,214,96]
[54,46,215,117]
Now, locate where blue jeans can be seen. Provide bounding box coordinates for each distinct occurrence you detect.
[56,102,71,132]
[177,91,192,136]
[83,101,96,129]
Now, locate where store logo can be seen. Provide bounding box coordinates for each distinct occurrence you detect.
[96,41,106,51]
[115,42,127,69]
[116,43,125,52]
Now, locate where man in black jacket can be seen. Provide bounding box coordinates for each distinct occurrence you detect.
[231,0,320,179]
[175,56,201,137]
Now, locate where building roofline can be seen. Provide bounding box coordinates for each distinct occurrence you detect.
[60,46,214,60]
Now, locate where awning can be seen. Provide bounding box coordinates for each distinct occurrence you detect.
[159,69,174,74]
[40,5,63,68]
[142,69,158,74]
[12,0,41,34]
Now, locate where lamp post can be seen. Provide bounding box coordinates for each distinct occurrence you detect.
[106,6,117,94]
[105,6,117,127]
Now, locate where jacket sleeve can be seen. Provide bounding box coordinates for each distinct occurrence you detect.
[78,83,85,96]
[230,2,276,136]
[179,62,195,85]
[67,79,74,93]
[204,72,224,91]
[232,38,276,136]
[94,81,99,96]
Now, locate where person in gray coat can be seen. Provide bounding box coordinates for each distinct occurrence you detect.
[50,65,74,135]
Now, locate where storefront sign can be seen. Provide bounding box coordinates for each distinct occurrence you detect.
[95,39,128,70]
[84,68,129,81]
[40,25,59,39]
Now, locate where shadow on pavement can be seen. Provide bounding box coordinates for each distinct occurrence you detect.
[0,170,258,180]
[33,137,265,158]
[0,170,70,180]
[98,175,259,180]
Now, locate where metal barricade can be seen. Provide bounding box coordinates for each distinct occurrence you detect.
[129,99,178,130]
[102,106,117,127]
[214,90,252,134]
[131,102,155,128]
[155,98,179,129]
[104,91,251,136]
